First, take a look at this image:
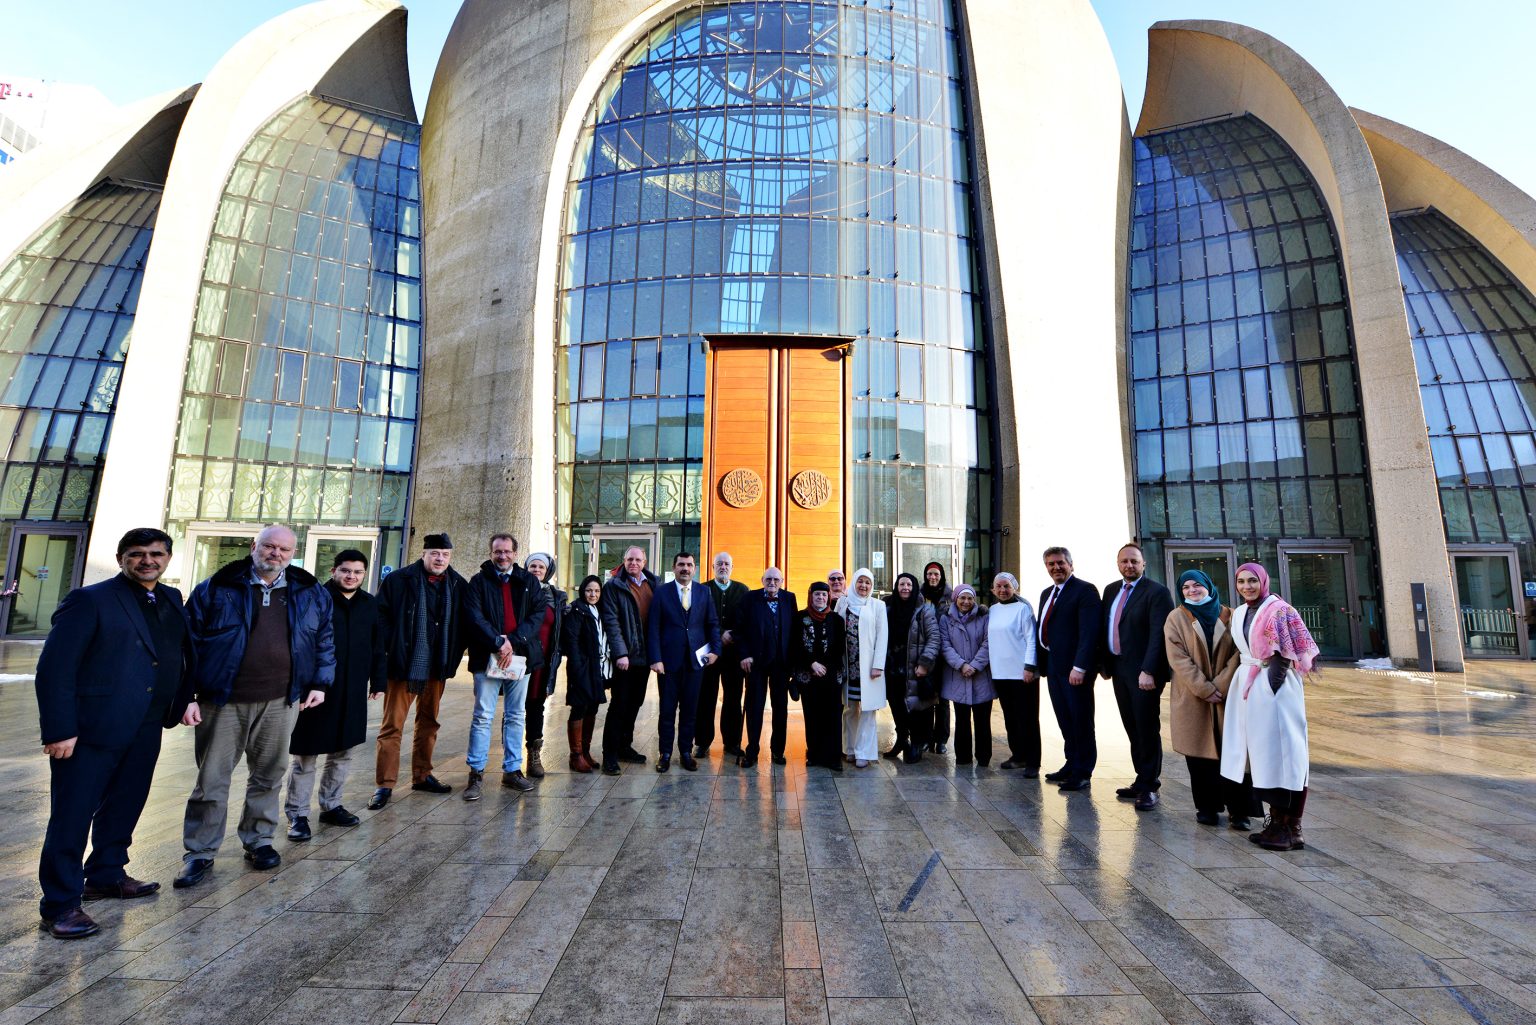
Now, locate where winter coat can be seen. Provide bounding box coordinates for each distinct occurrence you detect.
[290,580,386,755]
[900,602,942,711]
[187,557,335,707]
[560,602,609,709]
[600,570,662,664]
[463,561,548,675]
[377,559,470,684]
[1164,605,1238,761]
[940,605,992,705]
[835,596,888,710]
[792,610,845,696]
[529,582,567,697]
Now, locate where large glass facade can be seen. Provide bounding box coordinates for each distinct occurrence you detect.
[0,182,157,569]
[1395,210,1536,570]
[166,97,421,578]
[556,0,993,586]
[1128,115,1383,654]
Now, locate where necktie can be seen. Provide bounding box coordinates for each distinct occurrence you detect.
[681,584,690,611]
[1041,585,1060,647]
[1111,581,1134,655]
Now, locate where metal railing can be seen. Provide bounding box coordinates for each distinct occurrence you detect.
[1461,606,1520,654]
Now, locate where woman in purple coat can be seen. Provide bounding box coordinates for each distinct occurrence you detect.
[939,585,992,767]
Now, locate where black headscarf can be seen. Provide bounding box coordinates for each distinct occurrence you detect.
[884,572,922,654]
[920,561,949,606]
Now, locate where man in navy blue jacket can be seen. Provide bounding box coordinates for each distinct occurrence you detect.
[1026,546,1101,791]
[646,552,719,772]
[736,568,800,767]
[34,527,195,938]
[175,524,334,889]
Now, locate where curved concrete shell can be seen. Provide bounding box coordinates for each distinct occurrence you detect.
[419,0,1130,584]
[85,0,414,582]
[1138,20,1461,668]
[1355,108,1536,299]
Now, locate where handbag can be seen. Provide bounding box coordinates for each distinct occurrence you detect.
[485,654,527,681]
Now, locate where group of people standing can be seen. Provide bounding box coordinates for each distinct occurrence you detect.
[30,524,1319,943]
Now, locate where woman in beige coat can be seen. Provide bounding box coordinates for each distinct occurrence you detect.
[1164,570,1257,830]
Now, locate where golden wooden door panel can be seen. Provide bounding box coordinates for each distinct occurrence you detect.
[781,346,847,595]
[704,346,774,583]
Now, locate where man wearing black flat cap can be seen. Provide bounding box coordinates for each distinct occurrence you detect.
[370,532,468,809]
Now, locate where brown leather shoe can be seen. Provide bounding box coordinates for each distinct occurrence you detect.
[83,876,160,901]
[40,907,100,939]
[1257,815,1299,851]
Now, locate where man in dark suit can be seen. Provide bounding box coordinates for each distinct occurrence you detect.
[646,552,720,772]
[694,552,750,759]
[1100,544,1175,811]
[1026,546,1101,791]
[737,568,799,767]
[34,527,195,938]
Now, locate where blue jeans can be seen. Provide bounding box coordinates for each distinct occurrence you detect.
[467,672,529,772]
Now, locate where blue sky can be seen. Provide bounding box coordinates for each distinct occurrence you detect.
[2,0,1531,197]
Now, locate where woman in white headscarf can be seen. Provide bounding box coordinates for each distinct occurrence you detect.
[836,568,888,767]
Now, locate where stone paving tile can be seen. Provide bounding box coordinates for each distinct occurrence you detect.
[0,663,1533,1024]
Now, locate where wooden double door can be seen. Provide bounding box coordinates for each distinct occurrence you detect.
[703,338,851,595]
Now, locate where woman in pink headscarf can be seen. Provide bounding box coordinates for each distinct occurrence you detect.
[1221,562,1319,852]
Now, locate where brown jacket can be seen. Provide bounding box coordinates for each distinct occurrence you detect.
[1164,605,1239,760]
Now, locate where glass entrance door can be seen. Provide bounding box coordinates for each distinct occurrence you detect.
[184,527,261,590]
[588,526,662,580]
[305,531,380,589]
[1450,546,1524,659]
[1164,543,1235,601]
[893,529,960,593]
[1279,545,1359,660]
[2,526,87,638]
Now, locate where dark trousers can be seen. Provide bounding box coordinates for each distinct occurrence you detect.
[39,720,162,918]
[886,671,912,751]
[1046,672,1097,779]
[930,698,951,745]
[1187,756,1259,817]
[526,669,548,743]
[994,678,1041,768]
[1111,670,1164,791]
[694,646,744,753]
[744,664,790,758]
[657,667,703,757]
[802,681,842,768]
[953,700,993,766]
[602,665,650,763]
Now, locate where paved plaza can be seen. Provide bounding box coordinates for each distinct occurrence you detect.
[1,645,1535,1025]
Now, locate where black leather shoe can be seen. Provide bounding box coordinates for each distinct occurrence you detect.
[680,754,698,771]
[1021,767,1039,779]
[1057,778,1091,792]
[1000,759,1022,770]
[287,817,312,842]
[502,770,536,792]
[1134,791,1160,811]
[244,845,281,870]
[934,744,947,755]
[40,907,99,939]
[1229,816,1252,831]
[656,756,671,773]
[725,746,744,758]
[83,875,160,900]
[411,775,453,794]
[318,806,360,827]
[620,748,647,765]
[368,788,391,810]
[736,754,757,768]
[771,754,787,766]
[692,746,708,759]
[602,760,621,776]
[1196,811,1221,826]
[882,743,905,761]
[904,749,923,764]
[173,859,213,889]
[1044,767,1069,782]
[1115,786,1141,800]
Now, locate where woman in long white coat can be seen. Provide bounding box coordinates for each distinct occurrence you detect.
[837,568,888,767]
[1221,562,1319,852]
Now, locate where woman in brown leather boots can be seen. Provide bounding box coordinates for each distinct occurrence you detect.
[561,575,608,773]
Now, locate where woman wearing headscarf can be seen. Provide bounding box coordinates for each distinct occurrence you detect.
[1164,570,1256,829]
[920,562,953,752]
[986,572,1039,775]
[560,575,609,773]
[1224,562,1319,852]
[836,569,888,767]
[882,573,938,762]
[940,585,992,766]
[522,553,565,779]
[794,581,846,771]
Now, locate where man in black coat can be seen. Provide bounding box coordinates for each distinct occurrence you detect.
[34,527,195,938]
[370,533,468,809]
[737,568,800,767]
[694,552,750,758]
[283,549,387,840]
[1100,543,1175,811]
[1026,546,1101,791]
[599,546,660,775]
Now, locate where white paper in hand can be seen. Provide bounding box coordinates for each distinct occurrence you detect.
[694,643,711,667]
